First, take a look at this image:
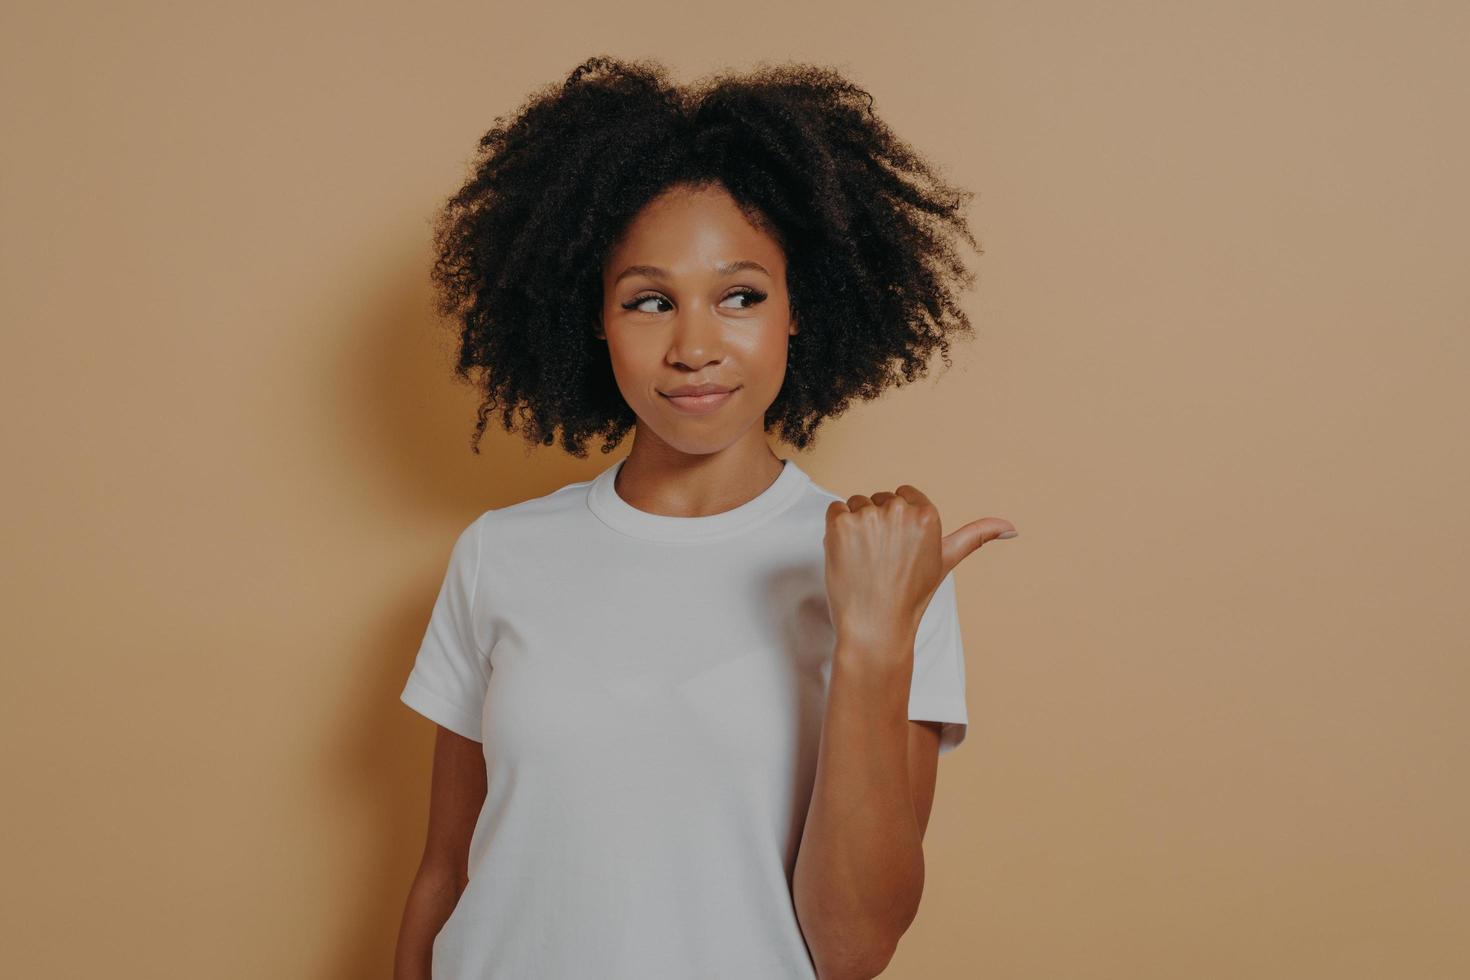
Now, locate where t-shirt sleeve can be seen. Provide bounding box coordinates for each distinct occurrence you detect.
[399,514,492,742]
[908,568,970,756]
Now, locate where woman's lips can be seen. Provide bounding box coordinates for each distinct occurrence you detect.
[660,387,738,415]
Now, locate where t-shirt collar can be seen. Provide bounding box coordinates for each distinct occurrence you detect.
[586,455,810,543]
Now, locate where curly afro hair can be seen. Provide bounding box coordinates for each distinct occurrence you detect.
[429,55,981,457]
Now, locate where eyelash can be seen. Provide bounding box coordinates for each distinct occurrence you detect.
[621,287,768,313]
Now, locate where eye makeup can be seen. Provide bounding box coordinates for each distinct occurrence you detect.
[621,287,768,313]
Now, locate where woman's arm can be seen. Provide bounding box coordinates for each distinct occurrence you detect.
[393,726,487,980]
[792,645,939,980]
[796,486,1011,979]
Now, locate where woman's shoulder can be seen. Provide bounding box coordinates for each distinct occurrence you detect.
[473,473,594,536]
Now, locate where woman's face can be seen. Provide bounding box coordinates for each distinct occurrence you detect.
[597,182,797,457]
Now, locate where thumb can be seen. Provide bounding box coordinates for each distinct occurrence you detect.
[940,518,1018,576]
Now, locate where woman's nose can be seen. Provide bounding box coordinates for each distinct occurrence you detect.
[667,308,725,368]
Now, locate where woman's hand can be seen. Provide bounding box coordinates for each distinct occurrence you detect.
[823,483,1016,660]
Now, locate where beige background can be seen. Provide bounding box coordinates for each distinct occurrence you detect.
[3,2,1466,977]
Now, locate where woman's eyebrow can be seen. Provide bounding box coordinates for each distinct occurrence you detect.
[715,259,770,278]
[612,260,770,285]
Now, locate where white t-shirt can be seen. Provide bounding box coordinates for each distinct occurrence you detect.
[400,455,969,979]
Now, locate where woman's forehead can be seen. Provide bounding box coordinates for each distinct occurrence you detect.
[607,186,786,277]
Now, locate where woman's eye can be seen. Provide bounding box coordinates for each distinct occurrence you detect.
[624,294,670,313]
[720,288,768,310]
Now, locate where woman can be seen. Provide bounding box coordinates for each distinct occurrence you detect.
[394,56,1017,980]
